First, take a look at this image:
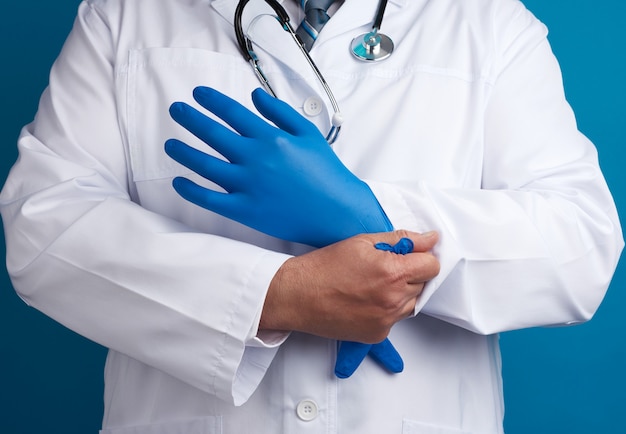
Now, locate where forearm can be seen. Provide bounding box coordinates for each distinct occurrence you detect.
[1,128,289,404]
[2,178,289,398]
[361,13,623,333]
[368,176,623,334]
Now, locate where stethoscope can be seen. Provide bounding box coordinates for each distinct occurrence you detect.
[350,0,394,62]
[234,0,393,144]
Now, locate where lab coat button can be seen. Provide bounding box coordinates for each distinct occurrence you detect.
[303,97,323,117]
[296,399,319,421]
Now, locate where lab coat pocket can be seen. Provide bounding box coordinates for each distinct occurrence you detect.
[123,47,265,224]
[99,416,222,434]
[402,419,471,434]
[124,47,256,184]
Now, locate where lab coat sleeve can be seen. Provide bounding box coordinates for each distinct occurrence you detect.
[368,2,623,335]
[0,1,289,406]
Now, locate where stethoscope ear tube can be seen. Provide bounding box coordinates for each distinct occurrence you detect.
[233,0,392,144]
[234,0,251,61]
[233,0,343,144]
[235,0,291,61]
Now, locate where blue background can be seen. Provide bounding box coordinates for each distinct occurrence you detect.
[0,1,623,433]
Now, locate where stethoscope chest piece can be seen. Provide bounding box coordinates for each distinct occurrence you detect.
[350,31,394,62]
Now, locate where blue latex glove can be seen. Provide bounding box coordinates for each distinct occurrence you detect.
[335,238,414,378]
[165,86,391,248]
[165,87,403,377]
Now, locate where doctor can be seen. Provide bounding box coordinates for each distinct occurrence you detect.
[0,0,622,433]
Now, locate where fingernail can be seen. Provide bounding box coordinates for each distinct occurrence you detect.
[422,231,437,238]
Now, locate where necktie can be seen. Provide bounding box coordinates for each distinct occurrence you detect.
[296,0,337,51]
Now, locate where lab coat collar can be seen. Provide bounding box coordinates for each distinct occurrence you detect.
[210,0,407,35]
[210,0,282,27]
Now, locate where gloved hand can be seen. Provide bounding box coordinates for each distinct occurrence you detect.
[165,86,402,378]
[165,86,392,248]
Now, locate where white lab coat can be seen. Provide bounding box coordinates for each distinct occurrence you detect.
[1,0,622,432]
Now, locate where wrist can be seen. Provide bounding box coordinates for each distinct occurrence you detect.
[260,257,304,333]
[356,181,393,233]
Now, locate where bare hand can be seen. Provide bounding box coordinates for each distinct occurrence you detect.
[260,230,440,343]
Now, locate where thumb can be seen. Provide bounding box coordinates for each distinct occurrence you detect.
[390,230,439,253]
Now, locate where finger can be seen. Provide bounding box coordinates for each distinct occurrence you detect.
[368,338,404,373]
[169,101,248,162]
[407,231,439,252]
[164,139,241,192]
[171,176,236,218]
[193,86,275,138]
[404,252,441,284]
[374,230,439,253]
[370,231,440,284]
[335,341,372,379]
[374,238,414,255]
[251,87,319,137]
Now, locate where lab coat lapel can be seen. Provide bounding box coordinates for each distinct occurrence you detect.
[210,0,237,25]
[210,0,302,72]
[211,0,407,45]
[212,0,317,87]
[211,0,282,27]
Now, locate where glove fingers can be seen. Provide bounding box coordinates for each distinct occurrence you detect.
[251,87,318,137]
[171,176,235,218]
[165,139,241,192]
[193,86,274,138]
[335,341,372,379]
[368,338,404,373]
[169,101,247,162]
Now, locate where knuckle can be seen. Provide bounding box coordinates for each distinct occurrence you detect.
[408,252,440,277]
[377,290,410,320]
[423,253,441,276]
[394,229,412,240]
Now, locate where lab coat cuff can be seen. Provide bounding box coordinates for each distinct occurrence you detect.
[364,180,432,234]
[248,330,291,348]
[245,260,292,348]
[228,250,292,405]
[233,345,281,406]
[363,180,461,316]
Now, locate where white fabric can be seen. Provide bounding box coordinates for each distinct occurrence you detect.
[0,0,622,433]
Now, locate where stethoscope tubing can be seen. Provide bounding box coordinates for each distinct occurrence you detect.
[233,0,393,143]
[234,0,343,143]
